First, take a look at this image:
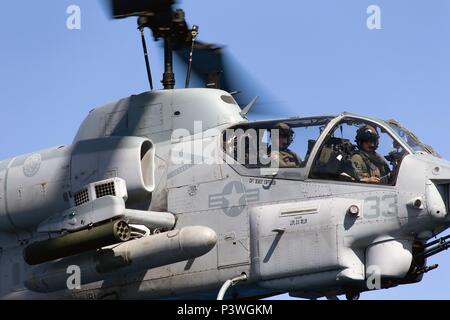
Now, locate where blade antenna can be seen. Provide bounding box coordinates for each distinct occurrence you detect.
[185,25,199,88]
[139,25,154,91]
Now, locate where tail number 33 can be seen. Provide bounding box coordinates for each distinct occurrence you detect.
[364,195,398,219]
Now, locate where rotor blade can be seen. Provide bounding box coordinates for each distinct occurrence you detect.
[173,43,293,118]
[102,0,294,119]
[106,0,175,19]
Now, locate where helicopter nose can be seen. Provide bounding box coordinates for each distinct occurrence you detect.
[425,180,448,219]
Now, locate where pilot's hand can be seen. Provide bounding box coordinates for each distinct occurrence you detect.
[361,176,381,183]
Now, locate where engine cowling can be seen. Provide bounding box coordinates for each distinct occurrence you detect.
[0,136,155,232]
[70,136,154,203]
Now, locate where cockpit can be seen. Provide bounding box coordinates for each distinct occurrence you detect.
[223,114,436,186]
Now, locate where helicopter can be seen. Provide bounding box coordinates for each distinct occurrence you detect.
[0,0,449,300]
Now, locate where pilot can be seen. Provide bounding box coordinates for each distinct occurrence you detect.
[341,125,390,183]
[270,122,301,168]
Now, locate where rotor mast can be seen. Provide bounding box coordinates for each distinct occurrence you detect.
[137,9,182,90]
[139,6,199,90]
[109,1,197,90]
[162,36,175,89]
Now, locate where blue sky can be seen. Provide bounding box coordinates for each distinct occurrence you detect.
[1,0,450,299]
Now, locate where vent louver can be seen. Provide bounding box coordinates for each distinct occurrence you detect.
[95,181,116,199]
[74,189,89,207]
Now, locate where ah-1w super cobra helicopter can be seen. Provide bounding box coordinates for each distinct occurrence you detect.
[1,0,450,300]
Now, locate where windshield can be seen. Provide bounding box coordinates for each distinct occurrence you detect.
[386,119,440,157]
[223,116,334,169]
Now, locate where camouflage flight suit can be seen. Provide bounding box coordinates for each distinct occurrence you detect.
[344,150,390,183]
[271,149,301,168]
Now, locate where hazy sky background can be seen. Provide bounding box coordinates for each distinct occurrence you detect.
[1,0,450,299]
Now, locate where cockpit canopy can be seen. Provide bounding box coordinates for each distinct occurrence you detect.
[223,113,437,185]
[385,119,440,158]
